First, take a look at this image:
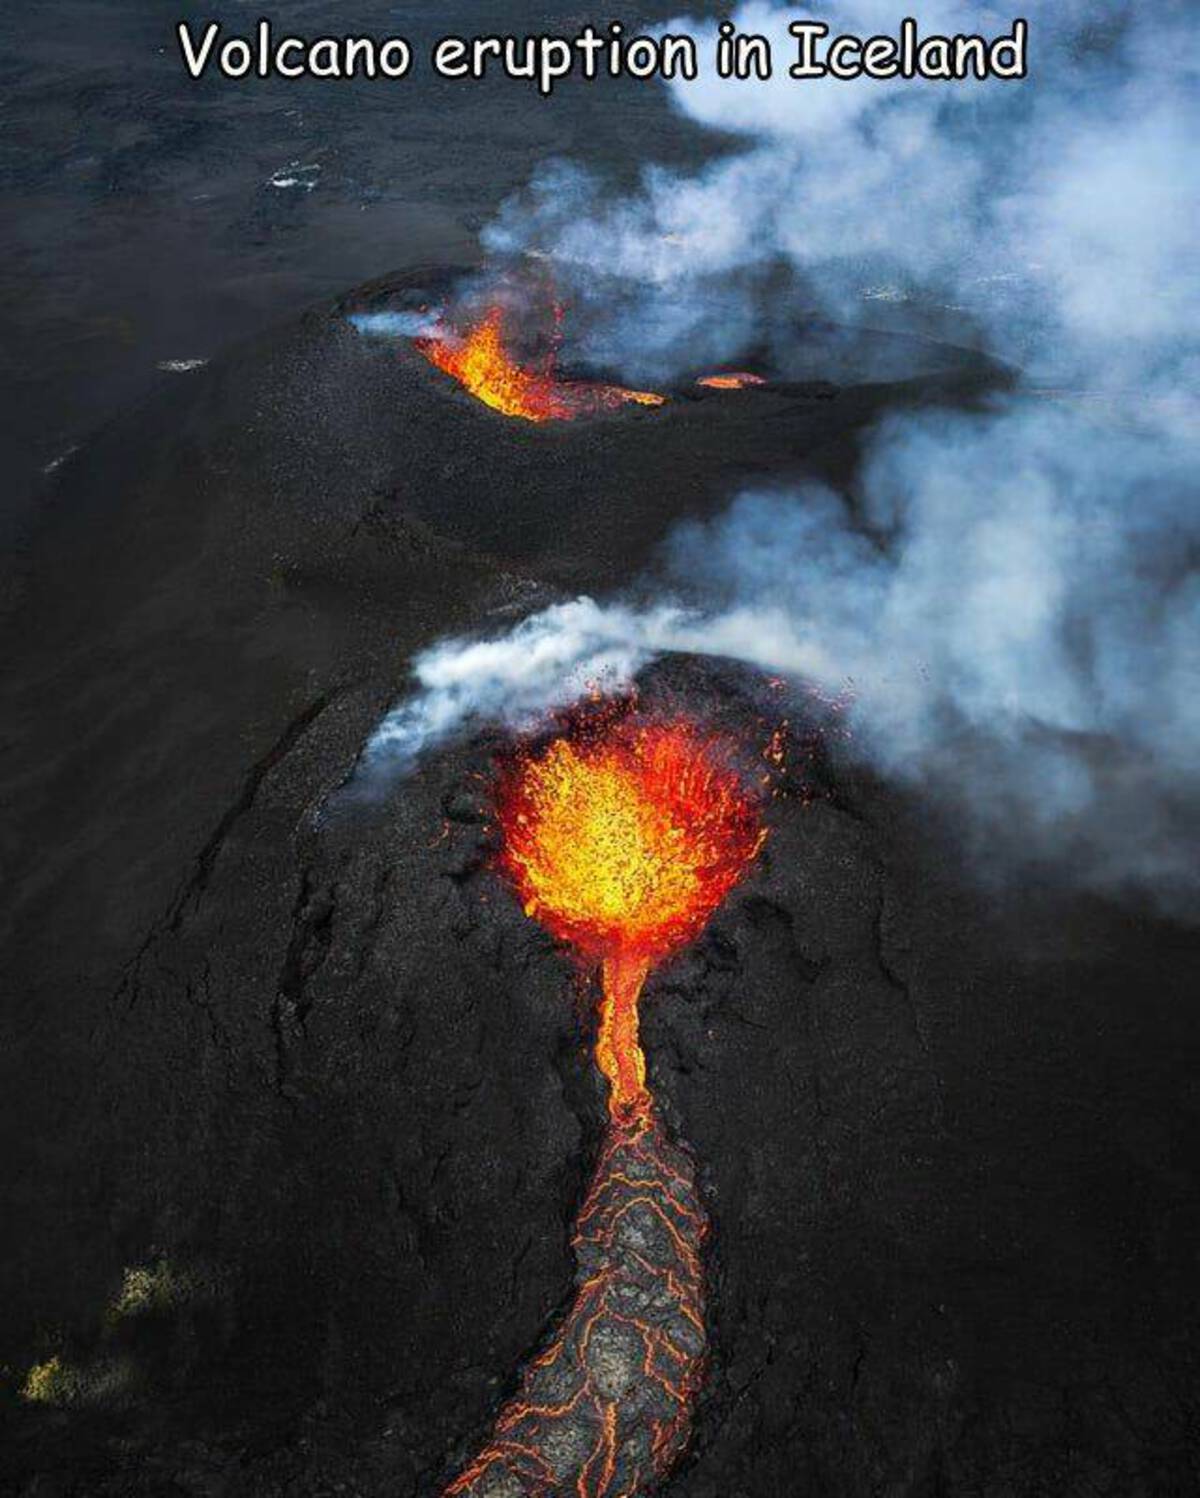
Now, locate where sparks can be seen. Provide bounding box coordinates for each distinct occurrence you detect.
[417,304,665,423]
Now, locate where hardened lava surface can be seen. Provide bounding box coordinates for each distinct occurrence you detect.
[446,1110,706,1498]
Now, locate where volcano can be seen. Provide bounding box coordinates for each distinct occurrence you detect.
[2,264,1198,1498]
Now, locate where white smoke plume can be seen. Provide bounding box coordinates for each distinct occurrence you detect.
[363,595,836,773]
[363,1,1198,907]
[348,310,444,339]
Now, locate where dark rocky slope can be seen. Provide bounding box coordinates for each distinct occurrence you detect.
[1,271,1196,1497]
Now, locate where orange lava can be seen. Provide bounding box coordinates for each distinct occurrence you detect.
[496,718,765,1116]
[417,305,665,422]
[696,371,766,390]
[442,717,763,1497]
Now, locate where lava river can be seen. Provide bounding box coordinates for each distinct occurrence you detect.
[443,717,764,1498]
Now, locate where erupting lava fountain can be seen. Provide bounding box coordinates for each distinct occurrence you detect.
[442,715,765,1498]
[416,304,665,423]
[497,718,766,1121]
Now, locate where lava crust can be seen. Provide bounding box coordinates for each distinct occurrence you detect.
[446,1109,706,1498]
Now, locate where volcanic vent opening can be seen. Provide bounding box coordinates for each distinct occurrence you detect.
[347,268,778,424]
[495,712,767,1119]
[416,300,666,424]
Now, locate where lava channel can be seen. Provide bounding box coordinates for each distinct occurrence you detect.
[444,1109,707,1498]
[441,716,764,1497]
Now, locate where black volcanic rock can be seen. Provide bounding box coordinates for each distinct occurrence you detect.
[2,269,1197,1498]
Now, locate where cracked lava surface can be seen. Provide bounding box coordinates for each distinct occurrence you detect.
[444,1110,707,1498]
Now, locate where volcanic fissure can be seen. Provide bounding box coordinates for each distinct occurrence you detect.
[416,304,665,424]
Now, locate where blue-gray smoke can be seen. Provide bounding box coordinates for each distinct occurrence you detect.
[484,0,1198,391]
[362,0,1198,909]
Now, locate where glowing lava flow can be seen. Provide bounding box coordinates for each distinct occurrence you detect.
[417,306,665,423]
[442,719,764,1498]
[696,371,766,390]
[444,1109,707,1498]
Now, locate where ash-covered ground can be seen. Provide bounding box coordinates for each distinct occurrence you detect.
[1,270,1198,1498]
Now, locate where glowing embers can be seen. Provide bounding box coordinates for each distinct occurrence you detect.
[495,716,765,1115]
[416,304,665,422]
[444,1109,707,1498]
[696,371,767,390]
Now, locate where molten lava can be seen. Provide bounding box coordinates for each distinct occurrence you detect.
[416,305,664,422]
[444,1109,707,1498]
[696,371,766,390]
[496,719,765,1115]
[441,715,763,1498]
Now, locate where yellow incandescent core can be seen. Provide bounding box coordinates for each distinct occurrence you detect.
[497,721,766,1117]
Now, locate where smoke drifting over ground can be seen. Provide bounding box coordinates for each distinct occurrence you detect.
[366,0,1198,909]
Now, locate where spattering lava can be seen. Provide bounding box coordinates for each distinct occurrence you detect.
[443,718,764,1498]
[417,305,665,423]
[497,722,765,1119]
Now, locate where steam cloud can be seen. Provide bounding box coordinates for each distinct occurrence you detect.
[364,0,1198,909]
[349,310,443,339]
